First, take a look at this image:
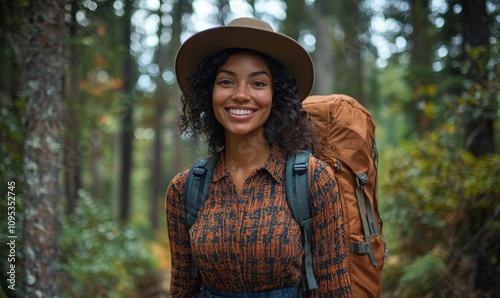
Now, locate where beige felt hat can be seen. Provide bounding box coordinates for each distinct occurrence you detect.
[175,17,314,100]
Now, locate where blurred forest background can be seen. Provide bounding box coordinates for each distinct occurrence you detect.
[0,0,499,297]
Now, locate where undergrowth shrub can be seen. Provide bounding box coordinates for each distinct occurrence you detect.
[60,191,157,298]
[381,126,500,296]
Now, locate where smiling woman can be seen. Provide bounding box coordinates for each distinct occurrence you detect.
[165,17,353,297]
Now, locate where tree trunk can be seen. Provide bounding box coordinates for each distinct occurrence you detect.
[461,0,494,156]
[460,0,495,293]
[118,0,134,222]
[150,103,163,229]
[313,0,334,94]
[22,0,64,296]
[90,133,103,200]
[410,0,434,133]
[63,136,81,214]
[150,5,167,229]
[171,0,185,177]
[342,0,364,104]
[64,0,82,215]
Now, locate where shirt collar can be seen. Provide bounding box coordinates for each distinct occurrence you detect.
[211,143,286,183]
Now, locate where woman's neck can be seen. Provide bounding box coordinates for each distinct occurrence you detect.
[224,131,271,173]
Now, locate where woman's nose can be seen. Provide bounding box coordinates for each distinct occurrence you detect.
[232,87,251,101]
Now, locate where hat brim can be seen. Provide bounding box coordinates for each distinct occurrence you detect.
[175,24,314,101]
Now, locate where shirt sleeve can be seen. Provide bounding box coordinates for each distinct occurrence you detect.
[165,171,201,297]
[307,157,353,297]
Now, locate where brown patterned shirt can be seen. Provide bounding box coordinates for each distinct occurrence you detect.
[166,144,352,297]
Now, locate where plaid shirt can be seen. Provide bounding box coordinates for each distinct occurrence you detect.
[166,144,352,297]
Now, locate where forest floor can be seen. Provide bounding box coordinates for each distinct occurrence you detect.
[133,235,171,297]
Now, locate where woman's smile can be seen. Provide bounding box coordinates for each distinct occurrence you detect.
[227,108,256,116]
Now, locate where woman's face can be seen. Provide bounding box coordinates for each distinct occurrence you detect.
[212,51,273,139]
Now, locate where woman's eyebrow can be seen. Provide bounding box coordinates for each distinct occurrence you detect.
[217,69,271,78]
[249,70,271,78]
[217,69,236,76]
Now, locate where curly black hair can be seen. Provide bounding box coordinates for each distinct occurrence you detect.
[177,48,320,156]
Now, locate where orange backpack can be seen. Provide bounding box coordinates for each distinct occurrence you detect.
[302,94,386,297]
[184,94,386,296]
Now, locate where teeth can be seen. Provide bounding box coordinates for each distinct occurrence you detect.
[228,109,254,115]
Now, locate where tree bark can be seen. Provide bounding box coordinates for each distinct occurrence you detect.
[461,0,494,157]
[118,0,134,222]
[313,0,334,94]
[460,0,495,293]
[63,0,82,215]
[171,0,185,177]
[22,0,65,296]
[149,5,168,230]
[410,0,434,132]
[342,0,364,104]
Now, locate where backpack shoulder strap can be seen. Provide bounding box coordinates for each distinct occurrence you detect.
[183,156,218,279]
[184,156,218,229]
[286,150,318,292]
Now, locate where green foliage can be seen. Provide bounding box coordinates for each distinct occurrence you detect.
[379,34,500,295]
[60,191,157,297]
[381,123,500,295]
[0,98,25,182]
[375,65,414,144]
[398,252,447,298]
[386,126,499,239]
[0,98,25,297]
[451,45,499,122]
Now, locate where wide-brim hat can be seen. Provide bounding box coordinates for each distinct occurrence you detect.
[175,17,314,100]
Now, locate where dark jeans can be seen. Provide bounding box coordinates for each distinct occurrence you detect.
[196,284,299,298]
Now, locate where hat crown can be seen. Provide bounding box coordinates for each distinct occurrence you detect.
[227,17,274,32]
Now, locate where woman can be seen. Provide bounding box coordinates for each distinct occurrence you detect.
[166,17,352,297]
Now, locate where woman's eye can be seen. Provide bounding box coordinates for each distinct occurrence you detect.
[253,81,267,87]
[218,79,232,85]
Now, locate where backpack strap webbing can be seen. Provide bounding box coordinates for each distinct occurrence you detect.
[373,139,387,261]
[353,173,378,267]
[373,140,384,235]
[184,156,218,278]
[286,150,318,292]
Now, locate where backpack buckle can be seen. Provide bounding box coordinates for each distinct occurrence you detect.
[334,160,341,172]
[356,173,368,186]
[293,162,308,175]
[350,241,370,255]
[192,165,207,177]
